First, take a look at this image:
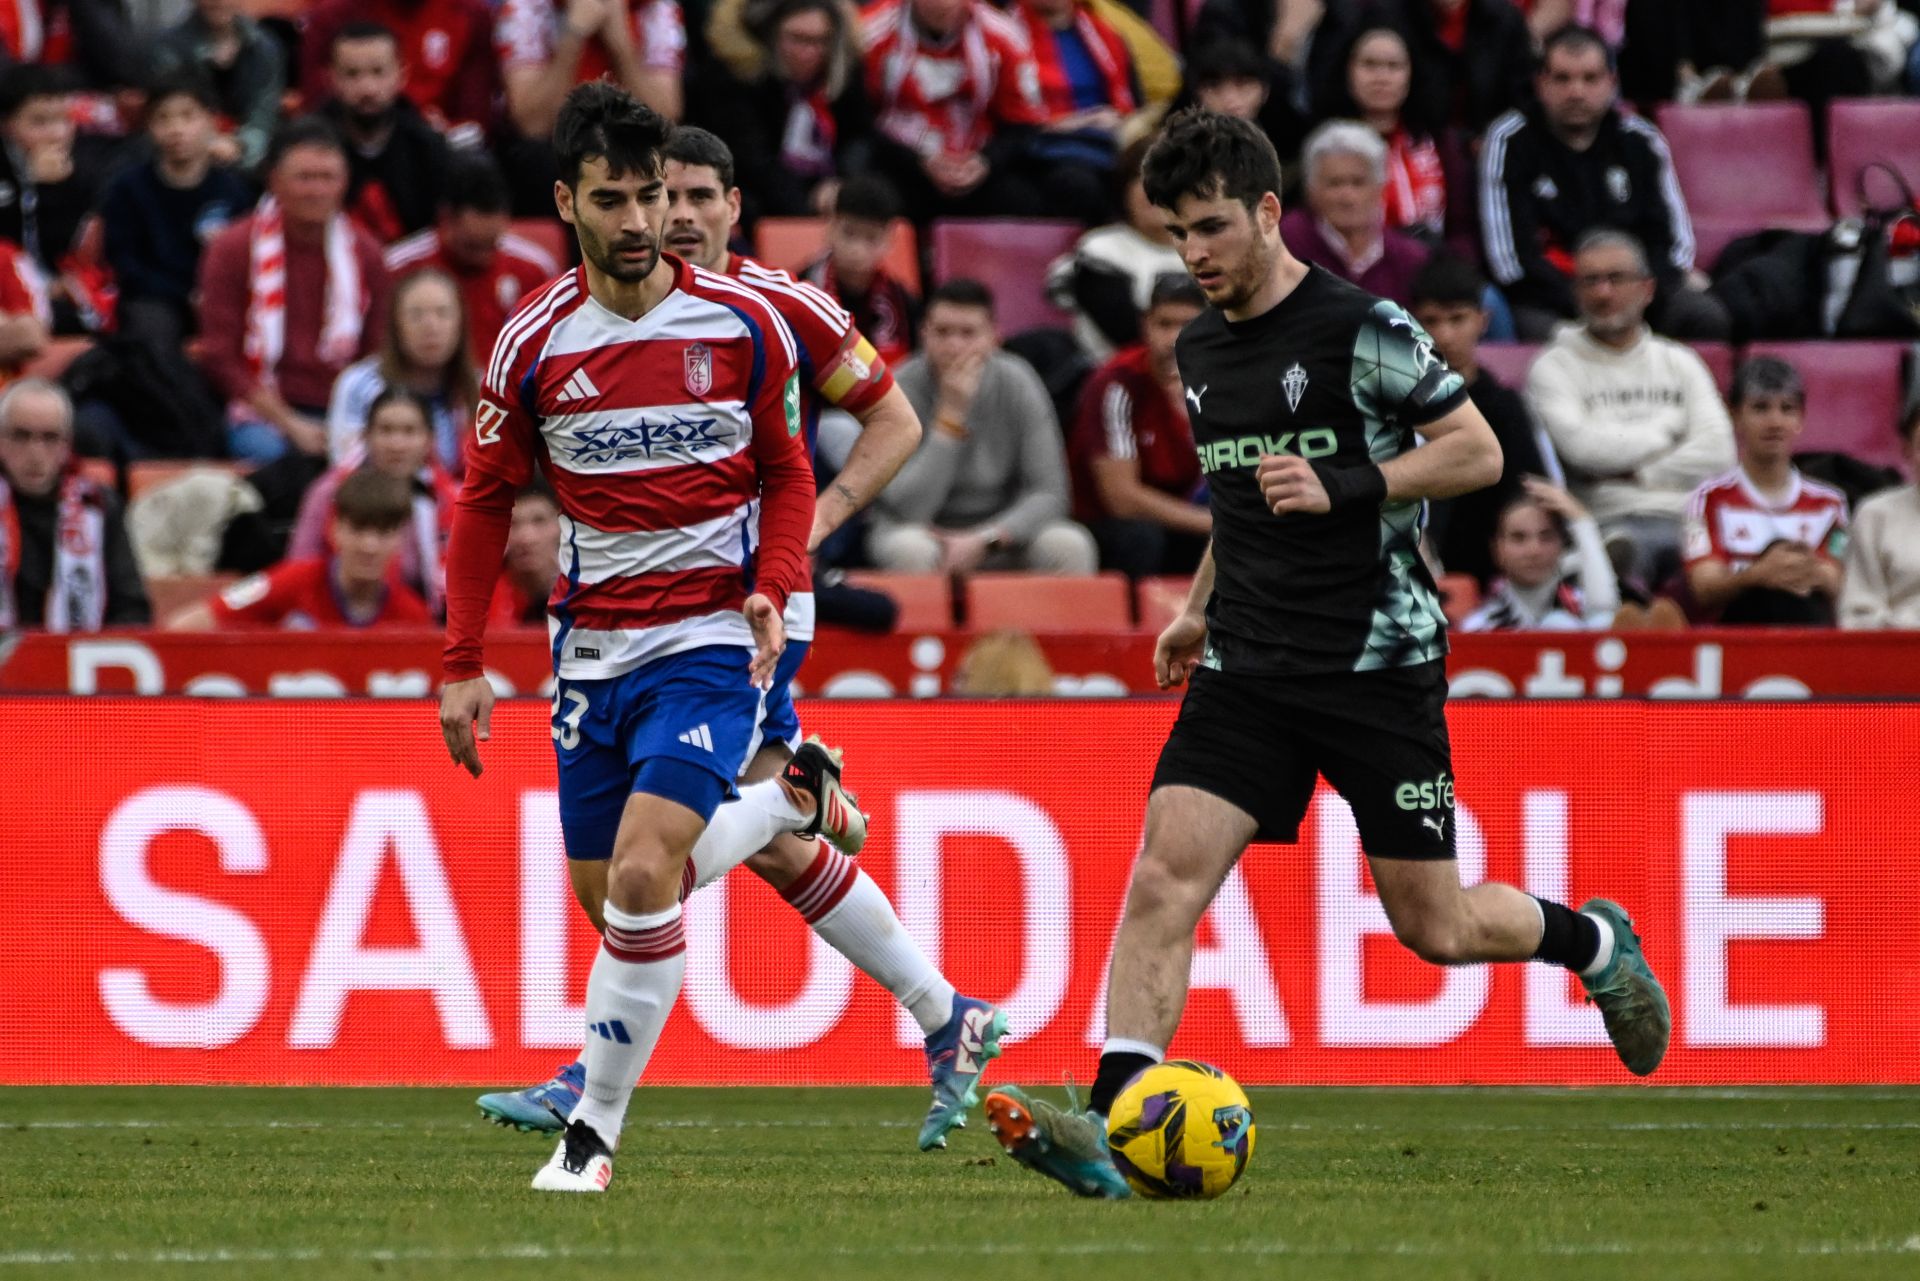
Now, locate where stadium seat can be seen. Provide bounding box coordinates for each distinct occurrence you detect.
[128,460,249,501]
[841,571,953,632]
[1744,340,1911,472]
[1436,572,1481,626]
[1656,103,1830,270]
[928,219,1082,334]
[144,573,236,620]
[1134,575,1191,634]
[23,337,92,380]
[73,456,115,490]
[1475,343,1540,389]
[509,218,571,270]
[754,217,922,292]
[1826,98,1920,218]
[1692,341,1735,394]
[965,571,1133,633]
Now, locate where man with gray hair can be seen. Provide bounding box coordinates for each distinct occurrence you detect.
[1525,229,1734,587]
[0,378,150,631]
[1280,119,1429,307]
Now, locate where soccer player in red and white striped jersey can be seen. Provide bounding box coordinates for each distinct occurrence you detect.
[435,85,857,1195]
[1683,356,1848,625]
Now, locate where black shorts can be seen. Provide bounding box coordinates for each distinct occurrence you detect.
[1151,659,1456,858]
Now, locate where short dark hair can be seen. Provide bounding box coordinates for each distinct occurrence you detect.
[1540,24,1615,73]
[264,115,347,173]
[553,83,672,189]
[516,476,558,508]
[1729,356,1805,409]
[926,278,994,317]
[662,125,736,191]
[1409,254,1487,312]
[365,385,434,433]
[1147,272,1206,312]
[834,174,900,224]
[442,152,510,215]
[333,20,400,55]
[0,63,72,117]
[145,67,218,115]
[1142,107,1282,214]
[1186,39,1267,91]
[333,468,413,532]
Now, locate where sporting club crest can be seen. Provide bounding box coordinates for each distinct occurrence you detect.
[684,342,713,397]
[1282,362,1308,413]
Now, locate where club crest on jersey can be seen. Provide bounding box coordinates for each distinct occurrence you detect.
[684,342,713,397]
[1282,362,1308,413]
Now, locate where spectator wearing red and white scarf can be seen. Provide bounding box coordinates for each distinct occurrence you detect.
[860,0,1052,223]
[196,117,390,464]
[1010,0,1140,224]
[0,237,49,384]
[0,378,149,631]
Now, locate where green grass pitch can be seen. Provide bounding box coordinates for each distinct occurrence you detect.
[2,1086,1916,1280]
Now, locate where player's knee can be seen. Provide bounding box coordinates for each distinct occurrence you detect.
[1124,855,1206,932]
[1393,912,1470,965]
[606,837,686,911]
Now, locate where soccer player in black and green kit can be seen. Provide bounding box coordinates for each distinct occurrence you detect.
[984,109,1672,1199]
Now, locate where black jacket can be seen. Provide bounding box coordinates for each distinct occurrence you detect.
[1429,369,1551,587]
[1479,104,1695,318]
[4,478,150,627]
[319,98,451,241]
[697,69,875,224]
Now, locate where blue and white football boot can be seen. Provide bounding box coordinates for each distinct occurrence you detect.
[918,995,1007,1151]
[478,1060,581,1133]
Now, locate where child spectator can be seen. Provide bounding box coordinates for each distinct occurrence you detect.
[168,467,432,629]
[1045,135,1183,362]
[292,387,456,612]
[0,64,109,332]
[0,378,150,630]
[492,480,561,625]
[1460,478,1619,631]
[99,69,252,351]
[1683,356,1848,625]
[300,0,498,136]
[385,154,559,361]
[1411,255,1556,588]
[1281,120,1430,308]
[700,0,872,222]
[1840,405,1920,630]
[801,175,918,366]
[326,268,478,475]
[870,278,1096,574]
[197,117,391,464]
[1069,273,1209,578]
[319,22,452,244]
[153,0,286,170]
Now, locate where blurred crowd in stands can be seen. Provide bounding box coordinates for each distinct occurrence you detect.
[0,0,1917,642]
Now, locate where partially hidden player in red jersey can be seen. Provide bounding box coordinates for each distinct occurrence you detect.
[476,125,1008,1156]
[167,469,432,631]
[435,84,864,1195]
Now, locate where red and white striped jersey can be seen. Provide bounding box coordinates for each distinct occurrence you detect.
[726,254,898,642]
[860,0,1047,158]
[385,227,560,362]
[449,256,813,681]
[1683,466,1850,571]
[495,0,686,82]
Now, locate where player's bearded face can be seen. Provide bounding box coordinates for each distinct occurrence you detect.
[566,158,667,284]
[1167,191,1276,312]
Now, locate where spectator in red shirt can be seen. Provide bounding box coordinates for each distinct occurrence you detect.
[385,154,559,363]
[197,117,392,464]
[293,386,457,612]
[167,467,433,629]
[319,22,453,244]
[1011,0,1142,224]
[801,175,918,367]
[0,238,49,384]
[1069,272,1209,579]
[1683,356,1848,625]
[299,0,499,136]
[860,0,1053,222]
[491,479,560,625]
[1280,119,1430,308]
[496,0,686,136]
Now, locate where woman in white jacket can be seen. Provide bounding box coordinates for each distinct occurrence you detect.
[1461,477,1620,632]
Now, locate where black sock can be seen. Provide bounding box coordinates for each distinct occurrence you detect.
[1089,1051,1158,1118]
[1531,896,1601,972]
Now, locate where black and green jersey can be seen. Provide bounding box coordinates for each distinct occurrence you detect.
[1176,264,1469,675]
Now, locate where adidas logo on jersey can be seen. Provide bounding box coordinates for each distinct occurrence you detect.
[556,368,601,402]
[677,724,714,753]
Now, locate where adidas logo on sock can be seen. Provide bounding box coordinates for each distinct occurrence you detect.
[556,368,601,402]
[676,724,714,753]
[590,1020,632,1044]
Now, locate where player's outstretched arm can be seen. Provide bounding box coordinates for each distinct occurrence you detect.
[811,383,923,551]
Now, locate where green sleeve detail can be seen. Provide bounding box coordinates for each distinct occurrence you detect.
[1350,301,1468,435]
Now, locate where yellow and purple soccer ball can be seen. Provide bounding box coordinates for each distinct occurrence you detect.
[1104,1060,1256,1200]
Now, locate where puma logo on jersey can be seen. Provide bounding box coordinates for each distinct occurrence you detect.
[1422,815,1447,840]
[1185,383,1207,414]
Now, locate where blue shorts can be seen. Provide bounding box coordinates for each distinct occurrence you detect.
[753,640,810,759]
[553,645,766,861]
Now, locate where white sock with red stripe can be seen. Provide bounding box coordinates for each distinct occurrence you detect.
[569,902,686,1148]
[686,780,808,895]
[783,845,956,1037]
